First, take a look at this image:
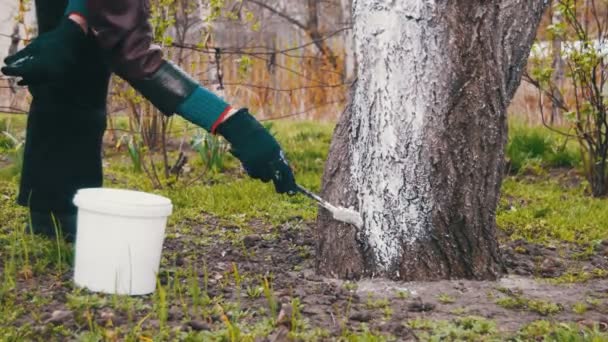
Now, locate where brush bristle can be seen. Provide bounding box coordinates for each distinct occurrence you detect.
[332,207,363,228]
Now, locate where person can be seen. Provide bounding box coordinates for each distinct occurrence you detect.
[11,0,111,242]
[2,0,298,241]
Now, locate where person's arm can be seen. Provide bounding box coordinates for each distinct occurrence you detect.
[4,0,298,194]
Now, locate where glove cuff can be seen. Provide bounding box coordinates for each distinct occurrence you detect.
[216,109,263,145]
[65,0,88,19]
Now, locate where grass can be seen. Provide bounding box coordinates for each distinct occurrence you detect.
[407,316,499,341]
[1,118,608,339]
[507,121,580,173]
[495,295,563,316]
[497,177,608,245]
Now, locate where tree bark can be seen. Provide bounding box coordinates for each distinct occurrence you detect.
[316,0,548,281]
[550,3,564,125]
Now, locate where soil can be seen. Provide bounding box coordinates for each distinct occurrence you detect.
[7,217,608,340]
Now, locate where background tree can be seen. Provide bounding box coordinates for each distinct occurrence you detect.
[526,0,608,198]
[316,0,548,280]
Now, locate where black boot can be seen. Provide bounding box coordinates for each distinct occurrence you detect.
[28,211,77,243]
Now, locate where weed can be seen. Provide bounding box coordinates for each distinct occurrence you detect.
[408,316,498,341]
[246,285,263,299]
[232,262,242,308]
[262,277,278,320]
[155,278,169,330]
[517,320,608,341]
[191,131,228,173]
[437,293,456,304]
[396,290,410,300]
[496,295,563,316]
[365,296,390,310]
[343,281,358,292]
[572,302,588,314]
[550,268,608,284]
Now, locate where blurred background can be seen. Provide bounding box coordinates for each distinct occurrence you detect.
[0,0,606,196]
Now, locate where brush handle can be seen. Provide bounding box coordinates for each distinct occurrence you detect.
[296,184,337,213]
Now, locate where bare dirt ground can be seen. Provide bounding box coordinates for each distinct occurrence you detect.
[9,215,608,340]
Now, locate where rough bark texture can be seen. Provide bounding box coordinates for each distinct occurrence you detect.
[316,0,548,281]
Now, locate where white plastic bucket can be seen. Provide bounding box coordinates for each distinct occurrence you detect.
[73,188,173,295]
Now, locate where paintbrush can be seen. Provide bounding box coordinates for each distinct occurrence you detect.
[296,184,363,228]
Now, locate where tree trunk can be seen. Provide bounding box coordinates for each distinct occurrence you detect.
[550,3,564,125]
[316,0,548,281]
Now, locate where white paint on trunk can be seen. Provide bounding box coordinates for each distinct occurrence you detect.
[349,0,447,271]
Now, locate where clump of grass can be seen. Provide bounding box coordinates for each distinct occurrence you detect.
[496,295,563,316]
[191,130,229,173]
[517,320,608,341]
[550,268,608,284]
[408,316,498,341]
[246,285,263,299]
[365,295,390,310]
[437,293,456,304]
[396,290,410,300]
[507,123,580,173]
[572,302,588,314]
[262,277,278,320]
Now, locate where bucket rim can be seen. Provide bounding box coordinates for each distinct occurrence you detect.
[73,188,173,217]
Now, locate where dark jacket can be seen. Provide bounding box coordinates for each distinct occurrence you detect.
[86,0,198,116]
[88,0,164,80]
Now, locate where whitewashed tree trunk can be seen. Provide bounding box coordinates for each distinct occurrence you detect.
[316,0,548,280]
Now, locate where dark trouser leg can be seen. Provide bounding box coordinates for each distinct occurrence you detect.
[18,0,110,242]
[28,211,77,243]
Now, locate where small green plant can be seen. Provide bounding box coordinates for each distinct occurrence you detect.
[527,299,563,316]
[290,297,303,334]
[396,290,410,300]
[188,264,203,315]
[155,278,168,330]
[408,316,498,340]
[517,320,608,341]
[450,307,468,315]
[262,277,278,320]
[572,302,588,314]
[118,134,143,173]
[365,296,390,310]
[496,295,563,316]
[192,131,228,173]
[343,281,358,292]
[586,297,603,307]
[246,285,262,299]
[232,263,242,308]
[437,293,456,304]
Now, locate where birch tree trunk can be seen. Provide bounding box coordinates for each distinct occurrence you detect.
[316,0,548,281]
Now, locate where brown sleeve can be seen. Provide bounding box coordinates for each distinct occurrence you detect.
[88,0,164,80]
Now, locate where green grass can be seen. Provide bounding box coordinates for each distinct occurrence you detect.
[1,119,608,339]
[507,122,580,173]
[408,316,499,341]
[495,295,563,316]
[497,177,608,245]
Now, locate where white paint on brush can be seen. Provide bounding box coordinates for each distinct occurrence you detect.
[349,0,446,271]
[332,206,364,229]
